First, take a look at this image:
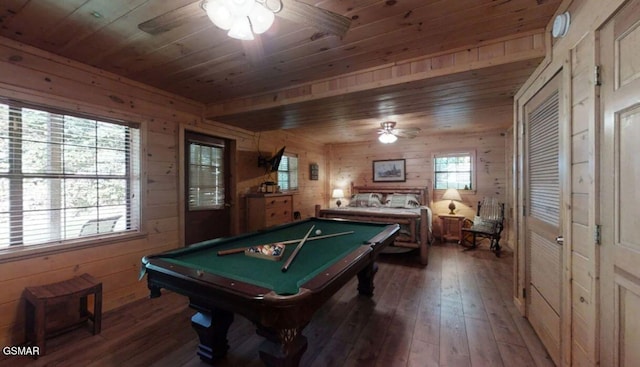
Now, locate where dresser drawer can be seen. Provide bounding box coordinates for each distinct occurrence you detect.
[246,193,294,231]
[264,195,291,209]
[265,206,292,227]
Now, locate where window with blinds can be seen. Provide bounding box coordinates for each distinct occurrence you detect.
[434,152,475,190]
[188,139,225,210]
[0,100,141,250]
[277,153,298,191]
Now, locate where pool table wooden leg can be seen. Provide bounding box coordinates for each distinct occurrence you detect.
[189,305,234,364]
[257,326,308,367]
[356,262,379,296]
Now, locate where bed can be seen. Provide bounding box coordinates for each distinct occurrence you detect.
[315,184,432,265]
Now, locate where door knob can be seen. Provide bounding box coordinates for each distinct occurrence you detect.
[556,236,564,245]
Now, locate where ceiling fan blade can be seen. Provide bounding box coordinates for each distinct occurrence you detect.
[393,127,421,134]
[393,130,419,138]
[138,1,204,35]
[279,0,351,38]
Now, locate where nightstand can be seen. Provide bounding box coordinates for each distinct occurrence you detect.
[438,214,465,243]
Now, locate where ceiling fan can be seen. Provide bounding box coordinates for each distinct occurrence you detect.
[377,121,420,143]
[138,0,351,43]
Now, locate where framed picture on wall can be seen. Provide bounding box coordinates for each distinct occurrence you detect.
[372,159,406,182]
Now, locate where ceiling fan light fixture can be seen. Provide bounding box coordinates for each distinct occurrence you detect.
[228,16,255,40]
[227,0,256,17]
[203,0,234,30]
[202,0,281,40]
[378,132,398,144]
[249,3,275,34]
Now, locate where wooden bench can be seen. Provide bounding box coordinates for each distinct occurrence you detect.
[24,273,102,355]
[461,198,505,256]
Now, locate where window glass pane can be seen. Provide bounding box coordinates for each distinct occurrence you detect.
[434,153,473,190]
[97,148,126,175]
[188,142,224,209]
[64,144,97,174]
[289,156,298,189]
[0,100,140,249]
[98,179,127,206]
[66,208,96,237]
[22,141,51,174]
[277,154,297,191]
[23,178,63,211]
[190,144,200,164]
[64,116,96,147]
[23,210,57,245]
[22,108,52,143]
[65,179,98,208]
[0,178,7,247]
[97,122,126,149]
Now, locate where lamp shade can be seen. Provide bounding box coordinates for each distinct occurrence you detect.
[332,189,345,199]
[442,188,462,201]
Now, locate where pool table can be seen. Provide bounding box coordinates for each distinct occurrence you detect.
[141,218,399,367]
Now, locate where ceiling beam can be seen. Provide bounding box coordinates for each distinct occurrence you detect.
[204,30,545,125]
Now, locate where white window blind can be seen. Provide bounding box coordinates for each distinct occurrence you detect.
[0,101,141,250]
[188,139,225,210]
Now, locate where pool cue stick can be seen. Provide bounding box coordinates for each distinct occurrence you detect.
[281,225,315,272]
[216,230,354,256]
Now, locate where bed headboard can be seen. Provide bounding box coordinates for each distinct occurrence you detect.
[350,183,429,207]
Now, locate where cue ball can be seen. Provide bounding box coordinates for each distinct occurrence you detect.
[315,229,322,235]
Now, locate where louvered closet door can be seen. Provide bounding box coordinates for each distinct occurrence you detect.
[524,72,563,366]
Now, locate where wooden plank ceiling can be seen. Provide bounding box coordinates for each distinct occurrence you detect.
[0,0,562,143]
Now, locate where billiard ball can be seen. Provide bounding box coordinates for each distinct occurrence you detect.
[315,229,322,235]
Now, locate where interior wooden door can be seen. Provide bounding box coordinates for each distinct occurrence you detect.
[523,72,563,366]
[599,1,640,365]
[184,131,232,245]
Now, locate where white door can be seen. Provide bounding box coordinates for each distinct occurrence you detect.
[523,72,563,366]
[599,1,640,365]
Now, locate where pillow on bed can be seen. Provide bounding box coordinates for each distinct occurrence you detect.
[349,193,384,207]
[388,193,421,208]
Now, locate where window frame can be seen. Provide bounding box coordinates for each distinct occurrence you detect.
[277,152,298,192]
[432,150,477,193]
[0,98,143,258]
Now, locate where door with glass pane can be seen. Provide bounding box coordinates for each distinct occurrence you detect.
[184,131,231,245]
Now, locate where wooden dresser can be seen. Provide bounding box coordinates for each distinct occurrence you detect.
[246,193,293,231]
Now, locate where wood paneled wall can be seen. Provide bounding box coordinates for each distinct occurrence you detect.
[326,130,511,244]
[0,37,326,347]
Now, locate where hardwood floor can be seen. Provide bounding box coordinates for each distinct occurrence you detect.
[3,242,555,367]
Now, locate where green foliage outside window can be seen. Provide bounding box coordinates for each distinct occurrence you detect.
[434,153,473,190]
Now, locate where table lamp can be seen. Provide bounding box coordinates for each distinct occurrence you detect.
[332,189,345,208]
[442,188,462,214]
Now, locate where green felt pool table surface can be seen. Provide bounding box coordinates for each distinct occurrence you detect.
[141,217,399,367]
[146,218,395,295]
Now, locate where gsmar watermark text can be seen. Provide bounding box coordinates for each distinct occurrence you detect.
[3,345,40,356]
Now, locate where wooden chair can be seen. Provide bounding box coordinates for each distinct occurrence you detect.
[461,198,505,256]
